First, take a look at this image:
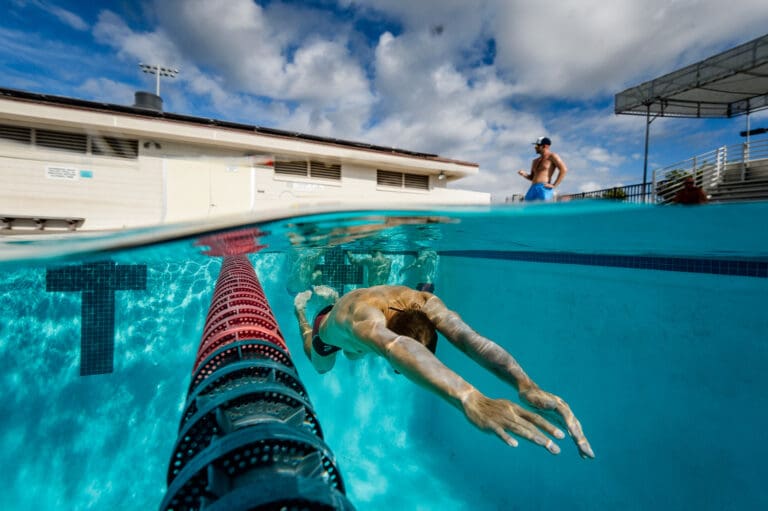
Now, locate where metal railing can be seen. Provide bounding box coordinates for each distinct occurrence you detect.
[502,136,768,204]
[505,194,525,203]
[561,183,652,204]
[506,184,651,203]
[652,136,768,203]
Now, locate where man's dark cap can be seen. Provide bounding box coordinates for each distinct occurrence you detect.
[533,136,552,146]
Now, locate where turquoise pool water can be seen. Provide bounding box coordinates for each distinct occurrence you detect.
[0,201,766,510]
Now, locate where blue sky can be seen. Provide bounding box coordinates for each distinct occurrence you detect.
[2,0,768,201]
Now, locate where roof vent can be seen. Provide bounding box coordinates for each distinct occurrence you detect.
[133,91,163,112]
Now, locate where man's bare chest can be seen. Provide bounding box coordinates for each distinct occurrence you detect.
[534,156,553,173]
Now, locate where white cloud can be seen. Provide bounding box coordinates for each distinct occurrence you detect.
[345,0,768,100]
[45,2,89,31]
[91,1,375,135]
[577,181,604,193]
[340,0,491,45]
[586,146,618,165]
[93,10,179,65]
[77,0,768,201]
[76,78,136,105]
[20,0,89,31]
[750,109,768,122]
[164,0,373,108]
[490,0,768,98]
[364,28,542,196]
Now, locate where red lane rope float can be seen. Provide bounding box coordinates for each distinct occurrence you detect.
[193,254,288,372]
[195,228,268,257]
[162,230,355,510]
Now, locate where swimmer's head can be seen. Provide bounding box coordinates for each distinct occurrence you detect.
[387,307,437,354]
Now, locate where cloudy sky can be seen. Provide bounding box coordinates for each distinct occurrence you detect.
[2,0,768,201]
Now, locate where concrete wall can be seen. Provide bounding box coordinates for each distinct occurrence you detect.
[1,136,488,231]
[0,139,163,230]
[0,98,490,231]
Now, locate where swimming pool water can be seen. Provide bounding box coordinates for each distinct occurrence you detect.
[0,201,766,510]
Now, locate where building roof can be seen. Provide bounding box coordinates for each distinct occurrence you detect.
[0,86,477,168]
[615,33,768,118]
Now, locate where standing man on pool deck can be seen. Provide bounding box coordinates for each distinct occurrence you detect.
[294,284,594,459]
[517,136,568,201]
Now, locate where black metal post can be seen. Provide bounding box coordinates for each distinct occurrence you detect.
[643,104,651,204]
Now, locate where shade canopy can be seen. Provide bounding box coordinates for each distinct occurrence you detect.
[615,33,768,118]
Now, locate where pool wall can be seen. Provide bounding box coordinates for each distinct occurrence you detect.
[426,255,768,509]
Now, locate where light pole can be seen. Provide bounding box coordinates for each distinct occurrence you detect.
[138,63,179,96]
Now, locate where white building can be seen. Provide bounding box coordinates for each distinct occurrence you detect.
[0,87,488,232]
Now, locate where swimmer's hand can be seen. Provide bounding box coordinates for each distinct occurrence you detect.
[312,285,339,303]
[544,183,554,189]
[293,290,312,313]
[461,390,563,455]
[519,387,595,459]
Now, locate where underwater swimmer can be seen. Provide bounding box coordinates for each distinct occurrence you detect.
[294,285,594,458]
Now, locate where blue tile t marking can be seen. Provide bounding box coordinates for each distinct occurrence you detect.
[46,261,147,375]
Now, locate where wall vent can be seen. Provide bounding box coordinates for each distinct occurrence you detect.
[309,161,341,180]
[274,160,308,177]
[36,129,87,153]
[274,160,342,180]
[0,123,138,159]
[377,170,430,190]
[92,136,139,159]
[404,173,429,190]
[0,124,32,144]
[377,169,402,187]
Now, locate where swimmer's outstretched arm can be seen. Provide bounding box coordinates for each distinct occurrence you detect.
[353,310,563,456]
[420,295,594,459]
[293,291,314,359]
[293,290,337,373]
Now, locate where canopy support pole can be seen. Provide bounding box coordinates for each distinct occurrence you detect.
[642,104,659,204]
[746,112,751,147]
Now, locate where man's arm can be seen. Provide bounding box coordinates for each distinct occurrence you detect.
[549,153,568,188]
[293,291,337,373]
[353,312,563,454]
[293,291,315,360]
[517,160,535,181]
[421,295,594,458]
[421,295,535,391]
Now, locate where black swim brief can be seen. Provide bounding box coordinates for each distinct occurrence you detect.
[311,304,341,356]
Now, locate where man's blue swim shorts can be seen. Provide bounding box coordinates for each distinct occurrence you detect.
[524,183,554,201]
